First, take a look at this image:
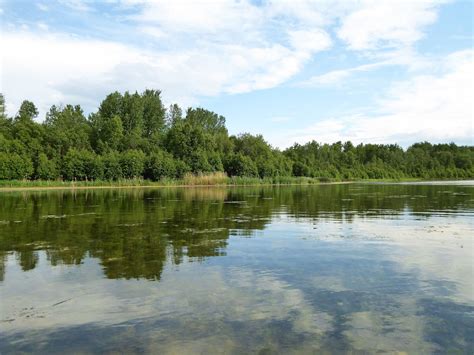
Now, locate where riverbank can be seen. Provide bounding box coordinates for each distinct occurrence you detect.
[0,174,442,192]
[0,176,351,192]
[2,177,470,192]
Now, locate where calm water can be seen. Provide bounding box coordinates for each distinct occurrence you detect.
[0,183,473,354]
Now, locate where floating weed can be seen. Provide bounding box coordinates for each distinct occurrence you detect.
[41,215,67,219]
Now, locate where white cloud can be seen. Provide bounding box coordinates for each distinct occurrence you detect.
[1,31,144,115]
[337,0,447,51]
[37,22,49,31]
[1,0,335,118]
[138,26,166,39]
[298,0,450,88]
[285,50,473,146]
[36,3,49,12]
[300,48,433,87]
[58,0,94,12]
[0,0,455,132]
[1,27,331,117]
[131,0,262,35]
[288,29,332,55]
[299,63,384,86]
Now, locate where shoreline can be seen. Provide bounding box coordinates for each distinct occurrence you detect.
[0,180,357,192]
[1,178,471,192]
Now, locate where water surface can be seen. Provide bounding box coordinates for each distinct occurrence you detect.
[1,183,473,353]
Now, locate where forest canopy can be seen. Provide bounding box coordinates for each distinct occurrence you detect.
[0,91,472,182]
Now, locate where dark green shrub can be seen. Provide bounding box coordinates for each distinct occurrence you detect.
[224,154,259,177]
[144,151,176,181]
[36,153,58,180]
[102,151,122,180]
[119,149,145,179]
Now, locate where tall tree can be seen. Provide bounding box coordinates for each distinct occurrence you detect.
[44,105,91,156]
[142,89,165,138]
[90,113,124,153]
[167,103,182,126]
[16,100,38,122]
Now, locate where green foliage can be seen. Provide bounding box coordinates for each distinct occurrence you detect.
[13,154,34,179]
[44,105,91,156]
[16,100,38,122]
[90,114,123,153]
[185,107,227,134]
[0,91,472,183]
[232,133,272,160]
[283,140,474,180]
[102,151,122,181]
[142,89,166,138]
[61,149,102,181]
[174,159,192,179]
[166,103,182,126]
[36,153,58,180]
[144,150,176,181]
[97,89,166,151]
[0,94,6,118]
[85,155,104,181]
[0,152,33,179]
[256,157,277,178]
[224,153,259,177]
[61,149,84,180]
[165,120,215,161]
[207,152,224,172]
[187,150,213,173]
[293,161,311,177]
[119,149,145,179]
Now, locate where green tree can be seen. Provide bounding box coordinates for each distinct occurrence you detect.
[0,153,33,180]
[90,114,124,153]
[61,149,101,180]
[16,100,38,122]
[166,103,182,126]
[144,150,176,181]
[174,159,191,178]
[102,151,122,180]
[0,94,5,119]
[120,150,145,179]
[36,153,58,180]
[3,89,473,182]
[44,105,91,156]
[224,154,259,177]
[142,89,165,138]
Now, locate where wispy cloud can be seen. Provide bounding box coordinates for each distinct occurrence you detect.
[36,3,49,12]
[299,61,388,86]
[286,50,473,146]
[0,0,462,149]
[299,47,435,87]
[58,0,94,12]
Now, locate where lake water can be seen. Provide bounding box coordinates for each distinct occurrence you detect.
[1,182,473,354]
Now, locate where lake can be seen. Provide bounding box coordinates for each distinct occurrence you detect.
[1,182,473,354]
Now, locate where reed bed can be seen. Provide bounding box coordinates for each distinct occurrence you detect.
[181,172,229,186]
[0,174,343,191]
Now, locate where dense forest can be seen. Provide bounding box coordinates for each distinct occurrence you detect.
[0,91,472,182]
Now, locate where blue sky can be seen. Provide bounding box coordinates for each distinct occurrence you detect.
[1,0,472,148]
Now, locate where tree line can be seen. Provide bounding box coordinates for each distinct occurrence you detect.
[0,91,472,181]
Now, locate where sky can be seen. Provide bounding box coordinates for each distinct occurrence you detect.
[0,0,473,148]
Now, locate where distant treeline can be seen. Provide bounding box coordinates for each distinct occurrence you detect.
[0,91,472,181]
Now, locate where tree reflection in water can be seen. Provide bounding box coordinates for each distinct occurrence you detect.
[0,183,472,281]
